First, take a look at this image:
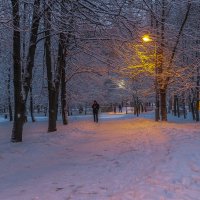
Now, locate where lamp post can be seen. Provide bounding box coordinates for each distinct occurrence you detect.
[142,34,160,121]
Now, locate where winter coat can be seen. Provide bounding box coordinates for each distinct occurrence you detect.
[92,103,99,113]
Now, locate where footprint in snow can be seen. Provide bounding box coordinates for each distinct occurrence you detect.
[190,162,200,173]
[56,187,64,191]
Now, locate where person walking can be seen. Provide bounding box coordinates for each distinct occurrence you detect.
[118,104,122,112]
[92,100,100,123]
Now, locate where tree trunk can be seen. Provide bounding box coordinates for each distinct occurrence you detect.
[44,5,57,132]
[182,93,187,119]
[173,95,177,116]
[56,0,70,123]
[158,0,167,122]
[155,90,160,121]
[30,86,35,122]
[55,33,65,122]
[191,100,195,121]
[195,67,200,121]
[195,100,199,121]
[11,0,24,142]
[160,88,167,121]
[22,2,27,77]
[11,0,41,142]
[23,0,41,102]
[177,97,180,118]
[60,35,68,125]
[61,65,68,125]
[188,93,195,120]
[48,91,57,132]
[7,67,13,121]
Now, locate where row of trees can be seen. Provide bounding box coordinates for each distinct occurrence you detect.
[116,0,200,122]
[1,0,143,142]
[0,0,199,142]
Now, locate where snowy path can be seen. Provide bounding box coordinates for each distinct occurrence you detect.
[1,115,200,200]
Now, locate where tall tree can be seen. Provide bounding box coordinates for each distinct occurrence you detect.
[44,1,58,132]
[11,0,24,142]
[11,0,41,142]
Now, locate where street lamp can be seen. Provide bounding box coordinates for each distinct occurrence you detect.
[142,34,160,121]
[142,35,153,42]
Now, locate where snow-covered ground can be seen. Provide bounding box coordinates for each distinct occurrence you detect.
[1,112,200,200]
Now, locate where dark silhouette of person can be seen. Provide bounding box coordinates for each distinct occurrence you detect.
[118,104,122,112]
[92,100,100,122]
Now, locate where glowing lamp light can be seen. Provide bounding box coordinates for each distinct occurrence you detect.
[118,80,125,89]
[142,35,152,42]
